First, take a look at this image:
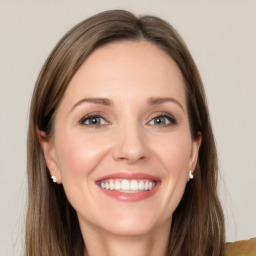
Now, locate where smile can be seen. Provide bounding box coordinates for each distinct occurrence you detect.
[99,179,156,192]
[96,172,160,202]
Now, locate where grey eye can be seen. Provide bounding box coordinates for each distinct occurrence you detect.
[150,116,170,125]
[149,114,177,126]
[81,116,107,126]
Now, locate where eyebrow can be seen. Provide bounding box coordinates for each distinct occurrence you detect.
[70,97,112,112]
[147,97,185,112]
[70,96,184,112]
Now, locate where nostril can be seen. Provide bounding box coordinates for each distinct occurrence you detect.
[112,128,150,163]
[113,142,148,162]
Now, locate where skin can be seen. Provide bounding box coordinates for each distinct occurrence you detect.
[39,40,201,256]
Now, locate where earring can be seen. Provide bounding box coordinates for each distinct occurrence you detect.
[51,175,57,183]
[189,171,193,180]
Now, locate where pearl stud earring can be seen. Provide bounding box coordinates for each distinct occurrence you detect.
[51,175,57,183]
[189,171,193,180]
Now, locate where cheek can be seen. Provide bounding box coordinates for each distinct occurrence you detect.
[55,132,109,180]
[151,132,192,215]
[153,131,192,175]
[53,131,112,212]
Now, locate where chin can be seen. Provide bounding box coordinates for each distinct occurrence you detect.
[107,219,156,237]
[81,207,172,238]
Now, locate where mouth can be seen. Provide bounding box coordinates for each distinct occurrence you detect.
[95,172,160,201]
[97,179,156,192]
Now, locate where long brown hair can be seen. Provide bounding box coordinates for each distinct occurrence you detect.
[26,10,225,256]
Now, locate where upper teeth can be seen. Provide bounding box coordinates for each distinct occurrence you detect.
[99,179,156,192]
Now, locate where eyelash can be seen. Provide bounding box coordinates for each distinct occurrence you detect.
[148,112,177,127]
[79,112,109,128]
[78,112,177,128]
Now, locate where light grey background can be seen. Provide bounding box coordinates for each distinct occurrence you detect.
[0,1,255,255]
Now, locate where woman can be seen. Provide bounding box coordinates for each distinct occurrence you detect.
[26,10,225,256]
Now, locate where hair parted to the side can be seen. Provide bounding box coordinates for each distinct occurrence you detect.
[26,10,225,256]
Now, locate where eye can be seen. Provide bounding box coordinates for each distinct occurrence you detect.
[148,113,177,126]
[79,114,108,127]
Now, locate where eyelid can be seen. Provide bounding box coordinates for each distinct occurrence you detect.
[147,111,177,126]
[77,111,177,128]
[78,112,110,127]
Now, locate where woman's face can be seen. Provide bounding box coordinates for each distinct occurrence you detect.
[41,41,201,237]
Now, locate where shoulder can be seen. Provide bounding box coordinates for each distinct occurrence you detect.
[225,237,256,256]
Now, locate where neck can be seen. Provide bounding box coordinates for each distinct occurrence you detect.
[81,221,171,256]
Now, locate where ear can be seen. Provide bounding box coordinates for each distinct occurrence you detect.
[189,132,202,173]
[37,130,62,184]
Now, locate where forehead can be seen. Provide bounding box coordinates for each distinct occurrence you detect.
[61,40,186,109]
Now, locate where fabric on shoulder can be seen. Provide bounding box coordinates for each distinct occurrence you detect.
[225,237,256,256]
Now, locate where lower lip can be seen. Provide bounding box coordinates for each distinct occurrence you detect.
[98,182,160,202]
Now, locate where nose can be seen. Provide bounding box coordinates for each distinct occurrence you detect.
[112,124,150,164]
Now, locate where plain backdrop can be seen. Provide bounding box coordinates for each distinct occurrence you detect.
[0,1,255,255]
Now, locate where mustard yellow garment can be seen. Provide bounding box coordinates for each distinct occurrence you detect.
[225,237,256,256]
